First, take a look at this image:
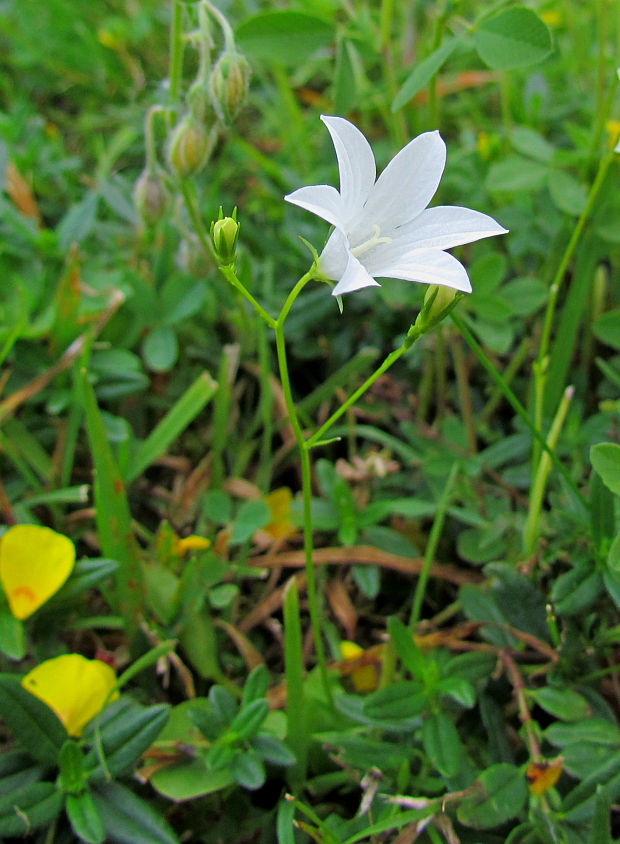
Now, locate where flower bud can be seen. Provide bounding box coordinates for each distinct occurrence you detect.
[211,208,239,265]
[209,49,251,125]
[167,114,216,178]
[133,168,169,226]
[415,284,460,331]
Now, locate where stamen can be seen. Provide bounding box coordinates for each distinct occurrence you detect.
[351,224,392,258]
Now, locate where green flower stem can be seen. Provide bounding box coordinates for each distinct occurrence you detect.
[452,311,588,512]
[218,264,276,329]
[307,326,422,449]
[409,463,458,630]
[168,0,185,104]
[523,385,574,557]
[533,150,615,458]
[178,180,217,261]
[274,284,333,707]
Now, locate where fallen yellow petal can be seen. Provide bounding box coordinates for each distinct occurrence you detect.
[264,488,298,541]
[341,641,379,693]
[22,654,118,737]
[0,525,75,619]
[174,535,211,556]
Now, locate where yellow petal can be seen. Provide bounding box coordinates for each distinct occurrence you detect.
[0,525,75,619]
[264,488,298,541]
[22,654,118,737]
[340,641,379,693]
[175,535,211,556]
[527,758,564,795]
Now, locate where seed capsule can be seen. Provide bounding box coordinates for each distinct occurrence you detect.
[209,50,251,125]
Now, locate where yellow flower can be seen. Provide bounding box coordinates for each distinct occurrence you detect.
[0,525,75,620]
[340,641,379,693]
[606,120,620,150]
[22,654,118,737]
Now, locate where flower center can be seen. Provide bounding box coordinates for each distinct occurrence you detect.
[350,225,392,258]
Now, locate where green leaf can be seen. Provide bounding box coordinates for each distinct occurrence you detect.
[590,470,616,549]
[392,37,459,111]
[510,126,555,163]
[236,11,333,65]
[473,7,552,70]
[202,489,232,524]
[53,558,120,601]
[0,610,25,659]
[0,750,46,793]
[231,499,271,543]
[252,735,296,767]
[84,699,170,780]
[231,749,266,790]
[142,326,178,373]
[592,311,620,353]
[0,782,64,837]
[589,784,612,844]
[66,790,105,844]
[242,664,269,707]
[208,583,239,609]
[422,711,463,777]
[151,758,234,801]
[388,616,426,678]
[58,740,87,794]
[551,563,603,614]
[58,191,99,249]
[277,798,296,844]
[79,369,142,623]
[486,156,548,192]
[529,687,591,721]
[127,371,217,482]
[92,781,179,844]
[547,169,588,216]
[229,699,269,741]
[590,442,620,495]
[363,682,426,722]
[0,675,67,764]
[457,763,528,828]
[545,718,620,748]
[334,38,360,115]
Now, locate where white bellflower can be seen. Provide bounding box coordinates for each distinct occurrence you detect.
[285,116,507,296]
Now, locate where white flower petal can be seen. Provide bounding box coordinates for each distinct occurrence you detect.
[321,115,376,222]
[372,248,472,293]
[284,184,344,229]
[372,206,508,265]
[362,131,446,231]
[332,250,382,296]
[319,228,349,280]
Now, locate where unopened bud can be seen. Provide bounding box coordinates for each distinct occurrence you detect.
[209,50,251,124]
[167,114,216,178]
[415,284,460,331]
[211,208,239,265]
[133,168,169,226]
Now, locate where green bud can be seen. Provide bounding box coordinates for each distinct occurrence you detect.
[167,114,216,178]
[133,167,169,226]
[209,49,251,125]
[415,284,460,331]
[211,207,239,265]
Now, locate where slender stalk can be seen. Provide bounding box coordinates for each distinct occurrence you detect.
[274,318,333,707]
[217,265,276,328]
[307,338,413,448]
[168,0,185,104]
[409,463,458,630]
[452,311,588,511]
[523,385,575,557]
[533,150,615,457]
